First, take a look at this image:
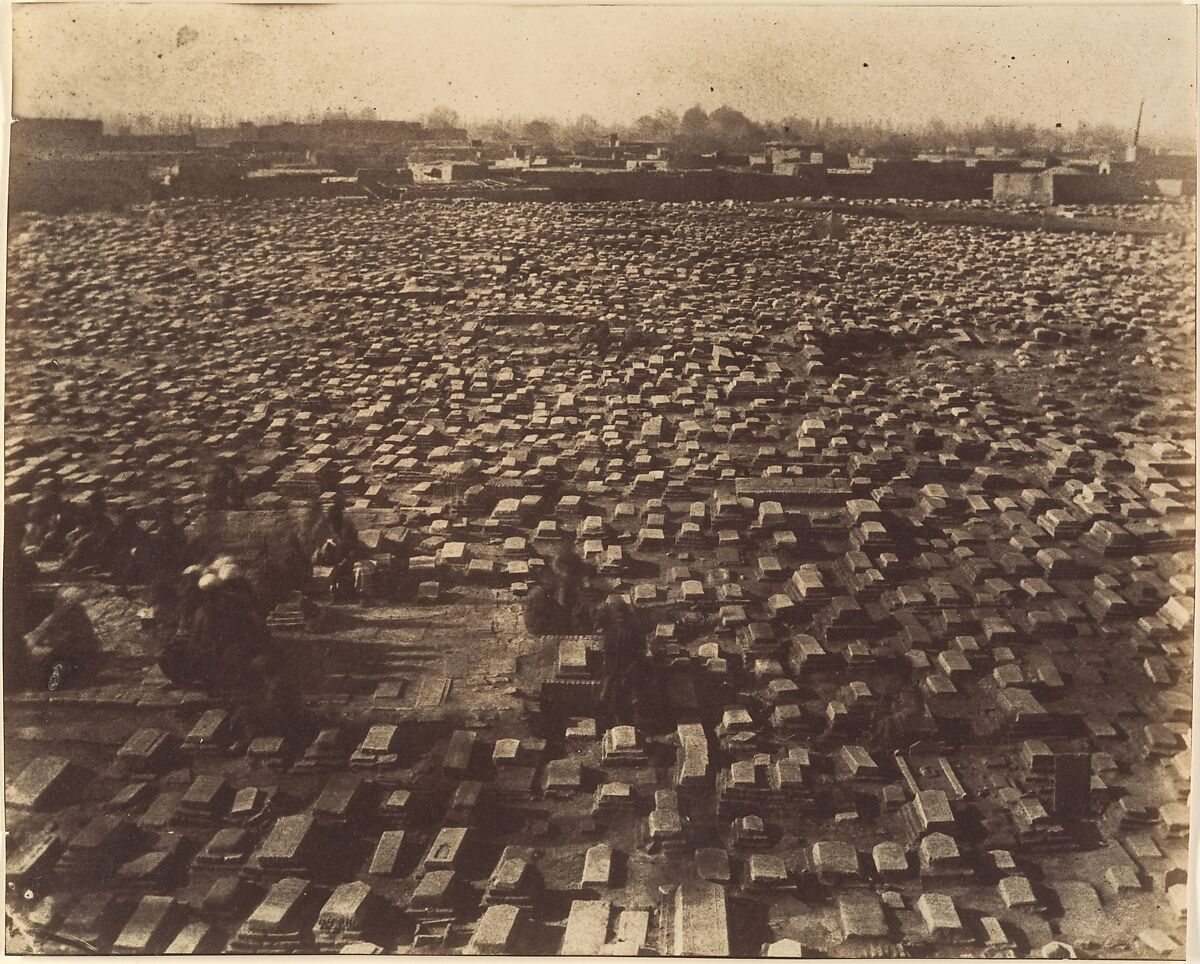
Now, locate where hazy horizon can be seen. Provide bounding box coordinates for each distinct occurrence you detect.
[11,3,1198,146]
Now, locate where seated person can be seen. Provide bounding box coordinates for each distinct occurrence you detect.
[329,550,357,602]
[62,492,115,571]
[312,537,343,566]
[163,558,270,695]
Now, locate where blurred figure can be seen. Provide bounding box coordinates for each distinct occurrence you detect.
[328,545,357,601]
[581,318,611,355]
[550,544,590,626]
[23,489,71,559]
[23,600,98,693]
[353,557,378,597]
[310,498,358,550]
[175,564,205,635]
[3,504,39,691]
[312,537,342,566]
[205,461,245,511]
[161,556,270,695]
[230,654,310,749]
[158,564,205,687]
[523,544,595,635]
[596,595,647,725]
[621,324,641,356]
[147,501,188,572]
[311,498,362,601]
[523,575,571,635]
[62,490,114,571]
[4,504,39,588]
[97,506,148,585]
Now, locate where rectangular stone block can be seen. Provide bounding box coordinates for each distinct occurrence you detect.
[444,730,476,774]
[561,900,610,956]
[675,724,708,787]
[467,904,522,954]
[582,843,613,887]
[369,831,406,877]
[423,827,469,870]
[8,757,74,809]
[247,877,311,932]
[254,814,316,866]
[673,881,728,957]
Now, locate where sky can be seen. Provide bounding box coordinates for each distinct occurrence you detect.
[10,3,1198,142]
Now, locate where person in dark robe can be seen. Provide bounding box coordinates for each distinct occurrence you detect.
[3,506,39,588]
[596,595,647,724]
[311,500,361,600]
[328,544,357,601]
[219,568,270,659]
[549,544,591,631]
[174,565,204,632]
[159,565,209,687]
[621,324,641,356]
[229,655,309,750]
[23,490,71,559]
[523,580,571,636]
[147,501,188,572]
[312,537,342,566]
[325,500,359,551]
[205,462,245,511]
[583,318,611,355]
[3,507,39,692]
[133,501,189,603]
[62,491,115,571]
[96,507,147,584]
[24,600,97,692]
[184,562,269,695]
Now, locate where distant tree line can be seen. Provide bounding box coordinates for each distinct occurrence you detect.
[75,103,1185,154]
[472,106,1144,157]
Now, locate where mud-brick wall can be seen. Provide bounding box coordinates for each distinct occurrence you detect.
[830,162,994,201]
[8,156,156,213]
[517,169,828,202]
[1050,173,1156,204]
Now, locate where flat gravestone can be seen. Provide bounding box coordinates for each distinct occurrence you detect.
[582,844,613,887]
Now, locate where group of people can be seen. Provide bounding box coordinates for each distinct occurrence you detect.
[4,473,331,742]
[157,554,311,744]
[524,545,651,725]
[19,488,188,586]
[159,556,271,695]
[12,471,651,731]
[4,487,191,692]
[8,467,280,696]
[578,319,644,358]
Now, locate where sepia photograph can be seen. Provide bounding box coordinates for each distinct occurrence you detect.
[3,1,1197,957]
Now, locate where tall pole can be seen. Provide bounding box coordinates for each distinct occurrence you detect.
[1133,98,1145,149]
